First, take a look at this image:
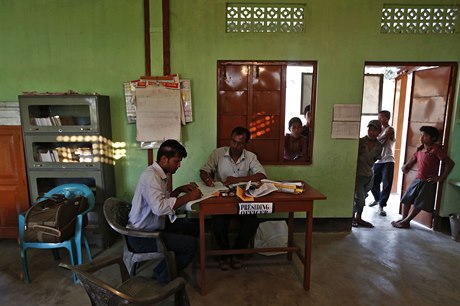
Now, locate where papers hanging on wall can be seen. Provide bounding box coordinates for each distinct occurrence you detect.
[331,104,361,139]
[123,75,193,125]
[333,104,361,121]
[135,85,182,142]
[331,121,360,139]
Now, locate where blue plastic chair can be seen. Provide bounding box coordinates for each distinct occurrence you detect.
[18,183,95,283]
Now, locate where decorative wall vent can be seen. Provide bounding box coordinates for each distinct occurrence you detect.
[226,3,305,33]
[381,5,458,34]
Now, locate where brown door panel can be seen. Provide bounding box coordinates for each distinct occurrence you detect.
[219,65,249,91]
[411,97,447,123]
[0,135,19,182]
[218,91,248,115]
[249,139,279,162]
[252,65,281,91]
[218,139,229,148]
[253,91,281,114]
[218,116,248,139]
[412,66,451,98]
[0,126,29,238]
[401,66,453,228]
[249,115,280,140]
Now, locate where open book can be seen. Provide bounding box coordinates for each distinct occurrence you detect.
[184,181,228,211]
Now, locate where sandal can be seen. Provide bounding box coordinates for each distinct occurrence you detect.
[356,220,374,228]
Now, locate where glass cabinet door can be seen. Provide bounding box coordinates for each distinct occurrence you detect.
[19,95,107,133]
[24,135,114,169]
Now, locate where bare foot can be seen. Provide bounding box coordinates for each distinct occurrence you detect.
[391,221,410,229]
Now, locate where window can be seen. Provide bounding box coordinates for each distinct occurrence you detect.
[217,61,317,164]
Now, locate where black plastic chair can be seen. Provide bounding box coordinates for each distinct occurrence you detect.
[103,197,175,278]
[60,255,190,306]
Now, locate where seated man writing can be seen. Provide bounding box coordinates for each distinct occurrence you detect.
[200,126,267,270]
[127,139,202,283]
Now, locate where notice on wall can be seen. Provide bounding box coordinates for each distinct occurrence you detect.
[331,121,360,139]
[333,104,361,121]
[135,86,182,142]
[331,103,361,139]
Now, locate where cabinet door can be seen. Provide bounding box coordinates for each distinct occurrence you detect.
[0,126,29,238]
[23,134,116,170]
[19,95,111,135]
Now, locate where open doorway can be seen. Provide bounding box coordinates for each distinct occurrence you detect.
[360,62,457,229]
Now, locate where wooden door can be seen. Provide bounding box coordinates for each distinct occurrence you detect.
[391,74,408,194]
[0,126,29,238]
[401,66,455,228]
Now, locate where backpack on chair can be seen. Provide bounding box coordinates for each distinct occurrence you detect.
[23,194,88,243]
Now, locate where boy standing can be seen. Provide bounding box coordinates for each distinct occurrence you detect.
[369,110,395,216]
[353,120,383,228]
[392,126,455,229]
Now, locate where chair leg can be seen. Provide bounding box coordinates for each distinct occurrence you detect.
[52,248,61,260]
[65,243,79,283]
[20,247,31,283]
[175,288,190,306]
[83,233,92,262]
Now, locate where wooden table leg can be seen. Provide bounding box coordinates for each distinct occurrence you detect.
[304,208,312,290]
[287,212,294,261]
[199,211,206,295]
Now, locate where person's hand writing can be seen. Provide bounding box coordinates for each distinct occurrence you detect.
[223,176,240,186]
[188,188,202,201]
[180,183,198,193]
[204,176,215,187]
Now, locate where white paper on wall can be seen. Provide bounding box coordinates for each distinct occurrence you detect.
[135,86,182,142]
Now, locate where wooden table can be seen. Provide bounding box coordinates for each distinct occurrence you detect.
[198,183,326,295]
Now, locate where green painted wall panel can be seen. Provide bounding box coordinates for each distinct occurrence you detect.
[1,0,459,218]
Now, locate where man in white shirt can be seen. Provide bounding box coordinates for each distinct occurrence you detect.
[127,139,202,283]
[200,127,267,270]
[369,110,396,217]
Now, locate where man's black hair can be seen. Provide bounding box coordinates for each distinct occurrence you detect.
[420,126,439,142]
[231,126,251,143]
[156,139,187,162]
[379,110,391,120]
[304,104,311,115]
[288,117,302,129]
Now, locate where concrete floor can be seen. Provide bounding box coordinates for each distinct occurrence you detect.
[1,196,460,306]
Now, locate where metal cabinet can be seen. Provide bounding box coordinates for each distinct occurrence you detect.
[19,95,117,248]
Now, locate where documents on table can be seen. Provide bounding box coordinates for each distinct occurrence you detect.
[184,181,228,211]
[261,179,304,194]
[236,181,278,201]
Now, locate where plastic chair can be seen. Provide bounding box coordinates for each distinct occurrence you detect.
[59,255,190,306]
[18,183,95,283]
[103,197,174,278]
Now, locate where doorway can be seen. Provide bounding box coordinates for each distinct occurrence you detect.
[360,62,457,229]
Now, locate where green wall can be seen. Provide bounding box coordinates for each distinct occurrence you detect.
[1,0,459,219]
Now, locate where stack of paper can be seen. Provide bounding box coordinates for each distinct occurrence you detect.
[261,179,304,194]
[237,181,278,201]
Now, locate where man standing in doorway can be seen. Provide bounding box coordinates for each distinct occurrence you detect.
[369,110,395,216]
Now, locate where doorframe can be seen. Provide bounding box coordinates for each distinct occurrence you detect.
[363,61,458,229]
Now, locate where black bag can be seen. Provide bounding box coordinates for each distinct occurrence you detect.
[23,194,88,243]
